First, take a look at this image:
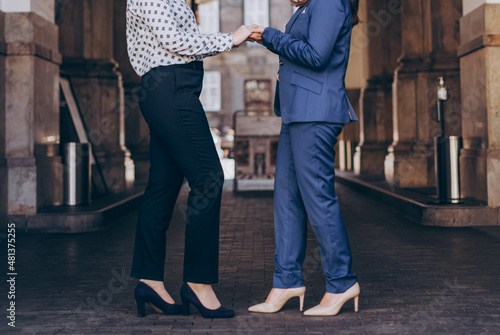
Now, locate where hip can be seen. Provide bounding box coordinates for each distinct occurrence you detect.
[141,61,205,94]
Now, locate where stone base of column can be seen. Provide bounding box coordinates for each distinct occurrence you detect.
[4,152,63,218]
[129,146,150,183]
[6,158,38,216]
[384,142,435,188]
[485,149,500,207]
[354,142,389,176]
[95,149,135,192]
[460,146,500,207]
[460,146,487,204]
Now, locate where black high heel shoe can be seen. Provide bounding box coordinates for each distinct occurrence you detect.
[180,283,235,318]
[134,282,182,317]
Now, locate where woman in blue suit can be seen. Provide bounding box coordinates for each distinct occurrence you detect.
[248,0,361,316]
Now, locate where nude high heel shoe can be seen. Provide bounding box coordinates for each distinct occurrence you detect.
[303,282,360,316]
[248,287,306,313]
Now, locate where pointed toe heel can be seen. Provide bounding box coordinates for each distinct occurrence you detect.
[180,283,235,319]
[303,282,360,316]
[248,287,306,314]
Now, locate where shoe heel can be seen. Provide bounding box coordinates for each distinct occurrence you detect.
[136,297,146,318]
[182,297,190,316]
[354,295,359,313]
[299,293,305,312]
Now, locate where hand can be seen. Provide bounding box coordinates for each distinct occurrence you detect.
[246,36,263,44]
[249,25,266,44]
[231,25,252,46]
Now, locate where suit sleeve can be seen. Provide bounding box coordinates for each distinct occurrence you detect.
[261,0,345,71]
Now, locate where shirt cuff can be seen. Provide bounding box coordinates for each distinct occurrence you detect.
[226,33,234,50]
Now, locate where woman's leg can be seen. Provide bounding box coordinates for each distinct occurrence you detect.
[131,131,185,283]
[288,122,357,295]
[165,69,225,309]
[132,66,224,308]
[273,123,308,290]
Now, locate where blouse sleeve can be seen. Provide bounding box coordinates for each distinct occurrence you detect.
[129,0,233,57]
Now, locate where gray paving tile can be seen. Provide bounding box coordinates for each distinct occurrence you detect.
[1,182,499,334]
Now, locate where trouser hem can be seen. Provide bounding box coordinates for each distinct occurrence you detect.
[325,277,358,294]
[273,272,305,289]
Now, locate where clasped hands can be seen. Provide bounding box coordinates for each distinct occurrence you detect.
[231,25,267,46]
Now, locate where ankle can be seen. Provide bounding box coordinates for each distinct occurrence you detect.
[185,282,221,309]
[141,279,164,288]
[187,282,212,291]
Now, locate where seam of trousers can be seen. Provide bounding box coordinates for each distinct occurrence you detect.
[285,129,292,274]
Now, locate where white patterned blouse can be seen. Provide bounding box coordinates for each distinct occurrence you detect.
[127,0,234,76]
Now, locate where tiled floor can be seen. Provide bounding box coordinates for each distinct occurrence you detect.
[1,181,500,334]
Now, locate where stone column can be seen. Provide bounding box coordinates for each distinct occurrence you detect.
[0,0,62,225]
[353,0,401,176]
[384,0,463,188]
[113,0,149,183]
[458,0,500,207]
[58,0,134,192]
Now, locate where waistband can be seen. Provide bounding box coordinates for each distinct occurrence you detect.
[154,61,203,71]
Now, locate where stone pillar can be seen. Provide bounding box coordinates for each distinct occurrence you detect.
[58,0,134,192]
[353,0,401,176]
[458,1,500,207]
[384,0,463,188]
[0,0,62,225]
[113,0,149,183]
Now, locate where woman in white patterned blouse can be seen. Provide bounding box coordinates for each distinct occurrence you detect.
[127,0,251,319]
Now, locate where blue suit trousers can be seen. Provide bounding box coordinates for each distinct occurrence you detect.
[273,122,357,293]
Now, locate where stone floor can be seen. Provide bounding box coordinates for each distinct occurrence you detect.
[1,181,500,334]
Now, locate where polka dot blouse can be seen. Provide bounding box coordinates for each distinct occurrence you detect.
[127,0,234,76]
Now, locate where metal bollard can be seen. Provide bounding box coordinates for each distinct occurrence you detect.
[434,136,463,204]
[62,143,91,206]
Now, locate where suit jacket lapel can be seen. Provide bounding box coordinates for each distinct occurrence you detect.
[285,5,306,33]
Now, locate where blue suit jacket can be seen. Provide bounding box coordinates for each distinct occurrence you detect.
[262,0,358,124]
